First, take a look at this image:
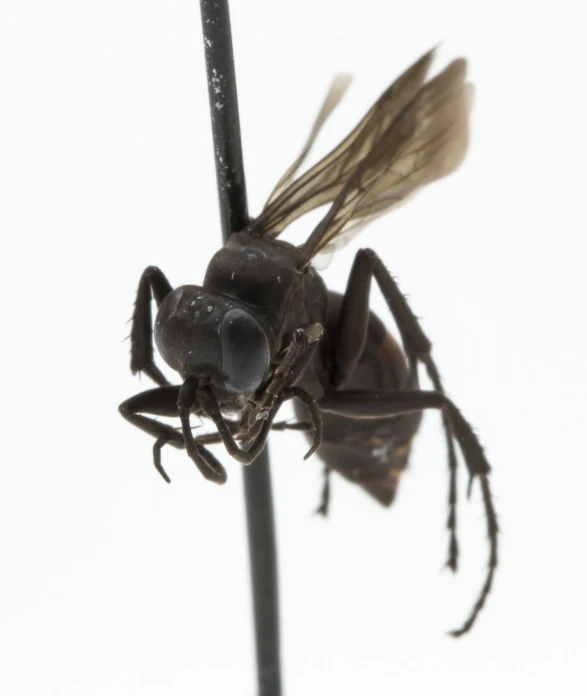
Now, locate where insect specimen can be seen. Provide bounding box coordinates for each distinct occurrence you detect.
[119,49,498,636]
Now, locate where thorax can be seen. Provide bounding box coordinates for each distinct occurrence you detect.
[203,232,328,355]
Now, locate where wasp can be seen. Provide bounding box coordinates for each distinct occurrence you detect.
[120,50,498,636]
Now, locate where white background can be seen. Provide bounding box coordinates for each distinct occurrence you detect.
[1,1,586,694]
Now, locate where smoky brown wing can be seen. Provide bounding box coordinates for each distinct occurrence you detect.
[301,58,471,259]
[249,49,436,238]
[264,73,353,208]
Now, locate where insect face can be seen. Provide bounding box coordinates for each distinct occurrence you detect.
[154,285,271,395]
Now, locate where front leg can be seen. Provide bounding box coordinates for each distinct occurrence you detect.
[255,322,324,421]
[176,379,228,484]
[119,385,227,485]
[129,266,174,387]
[231,323,324,460]
[200,385,322,465]
[265,324,324,397]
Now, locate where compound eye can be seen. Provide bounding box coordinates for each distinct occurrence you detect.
[220,308,269,393]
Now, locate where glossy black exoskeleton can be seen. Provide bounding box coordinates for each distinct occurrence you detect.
[120,50,498,636]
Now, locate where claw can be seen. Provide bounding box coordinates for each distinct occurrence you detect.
[153,433,172,483]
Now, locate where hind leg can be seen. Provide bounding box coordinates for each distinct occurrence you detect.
[331,249,497,636]
[334,249,460,568]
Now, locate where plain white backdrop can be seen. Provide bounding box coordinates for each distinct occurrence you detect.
[1,1,586,694]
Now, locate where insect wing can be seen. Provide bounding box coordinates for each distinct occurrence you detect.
[264,73,353,207]
[251,49,435,237]
[301,58,472,259]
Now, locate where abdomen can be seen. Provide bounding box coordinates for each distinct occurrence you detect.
[296,292,422,506]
